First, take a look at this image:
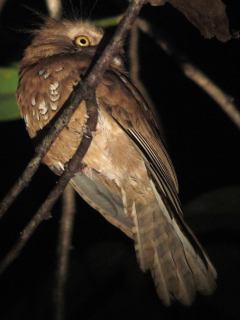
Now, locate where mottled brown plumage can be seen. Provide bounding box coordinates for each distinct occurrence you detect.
[17,18,217,305]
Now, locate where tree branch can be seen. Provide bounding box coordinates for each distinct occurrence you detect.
[0,0,146,220]
[54,184,76,320]
[46,0,62,19]
[129,23,139,82]
[137,18,240,129]
[0,92,98,275]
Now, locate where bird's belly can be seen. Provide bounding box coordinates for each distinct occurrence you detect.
[43,104,152,203]
[84,109,146,184]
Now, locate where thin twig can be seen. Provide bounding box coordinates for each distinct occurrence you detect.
[86,0,146,85]
[181,64,240,129]
[54,184,76,320]
[45,1,72,318]
[0,0,146,220]
[46,0,62,19]
[0,93,98,275]
[137,18,240,129]
[129,23,139,81]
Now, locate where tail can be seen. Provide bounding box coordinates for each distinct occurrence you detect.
[131,182,217,306]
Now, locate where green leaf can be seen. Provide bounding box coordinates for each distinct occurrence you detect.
[0,65,21,121]
[94,14,122,28]
[0,93,20,121]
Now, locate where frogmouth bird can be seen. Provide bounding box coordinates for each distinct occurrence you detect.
[17,18,217,305]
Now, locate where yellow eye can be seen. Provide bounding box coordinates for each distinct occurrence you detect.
[74,35,91,47]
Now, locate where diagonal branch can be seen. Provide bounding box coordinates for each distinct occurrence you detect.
[0,0,146,220]
[137,18,240,129]
[0,92,98,275]
[54,175,76,320]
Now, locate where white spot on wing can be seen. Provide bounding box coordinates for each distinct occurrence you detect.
[24,114,29,127]
[50,81,59,91]
[38,69,45,76]
[39,69,51,79]
[55,66,63,72]
[43,71,50,79]
[50,94,60,102]
[31,96,36,106]
[38,100,48,115]
[50,89,59,95]
[50,101,58,111]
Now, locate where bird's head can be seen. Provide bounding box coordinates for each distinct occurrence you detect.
[21,19,109,67]
[21,18,124,71]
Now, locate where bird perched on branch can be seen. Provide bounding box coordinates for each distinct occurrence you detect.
[17,18,217,305]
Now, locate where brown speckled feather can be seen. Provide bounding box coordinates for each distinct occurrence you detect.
[17,19,217,306]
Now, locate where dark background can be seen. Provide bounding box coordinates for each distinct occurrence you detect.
[0,0,240,319]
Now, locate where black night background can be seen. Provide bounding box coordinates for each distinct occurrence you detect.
[0,0,239,319]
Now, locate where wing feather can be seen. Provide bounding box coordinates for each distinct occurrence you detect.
[98,69,216,305]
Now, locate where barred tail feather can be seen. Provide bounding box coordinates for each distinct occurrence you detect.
[132,180,217,306]
[152,246,171,306]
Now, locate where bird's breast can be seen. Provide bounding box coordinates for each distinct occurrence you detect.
[44,103,147,191]
[17,56,153,202]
